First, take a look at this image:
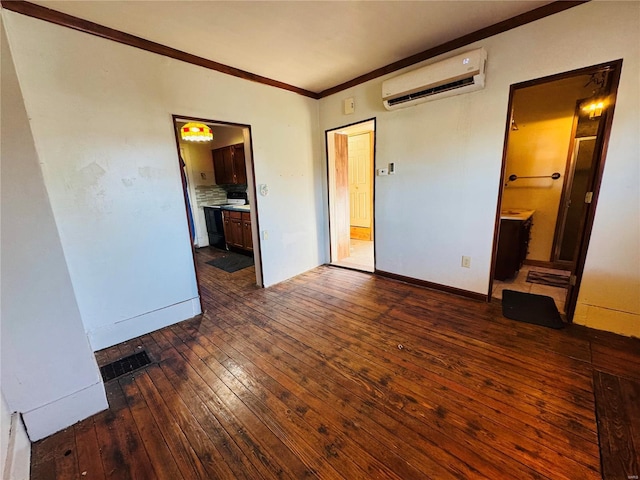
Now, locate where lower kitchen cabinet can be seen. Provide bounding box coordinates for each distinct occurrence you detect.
[222,210,252,252]
[242,216,253,251]
[495,217,532,280]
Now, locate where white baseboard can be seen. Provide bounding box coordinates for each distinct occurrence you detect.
[22,381,108,442]
[87,297,202,351]
[2,413,31,480]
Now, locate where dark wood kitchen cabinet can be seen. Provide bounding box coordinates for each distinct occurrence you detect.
[495,217,532,280]
[242,214,253,251]
[212,143,246,185]
[222,210,252,252]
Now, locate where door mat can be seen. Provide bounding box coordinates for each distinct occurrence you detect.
[526,270,571,288]
[502,289,565,329]
[206,252,254,273]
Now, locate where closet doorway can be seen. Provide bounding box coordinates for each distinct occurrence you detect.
[326,119,376,272]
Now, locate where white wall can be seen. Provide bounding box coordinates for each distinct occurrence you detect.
[1,18,107,441]
[3,10,324,351]
[319,1,640,336]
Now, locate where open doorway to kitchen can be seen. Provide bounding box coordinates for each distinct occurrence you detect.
[171,115,263,297]
[326,119,376,272]
[490,60,622,320]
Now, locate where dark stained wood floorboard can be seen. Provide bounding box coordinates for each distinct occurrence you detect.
[171,320,455,480]
[199,285,596,479]
[73,417,106,480]
[594,371,640,479]
[30,247,640,479]
[178,303,520,479]
[241,288,601,466]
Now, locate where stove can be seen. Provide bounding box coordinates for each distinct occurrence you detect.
[224,191,248,206]
[202,191,248,249]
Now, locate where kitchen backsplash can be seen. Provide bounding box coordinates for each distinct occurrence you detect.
[194,185,227,206]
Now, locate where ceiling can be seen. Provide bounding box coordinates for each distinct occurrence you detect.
[33,1,555,94]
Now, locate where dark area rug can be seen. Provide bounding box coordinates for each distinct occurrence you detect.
[526,270,570,288]
[206,252,254,273]
[502,289,565,329]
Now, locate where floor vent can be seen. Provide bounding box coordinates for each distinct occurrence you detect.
[100,351,151,382]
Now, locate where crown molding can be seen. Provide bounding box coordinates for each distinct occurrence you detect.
[2,1,587,99]
[0,0,320,99]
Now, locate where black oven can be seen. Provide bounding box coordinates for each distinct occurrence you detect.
[203,206,225,249]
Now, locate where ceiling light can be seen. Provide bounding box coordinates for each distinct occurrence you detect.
[181,122,213,142]
[582,100,606,119]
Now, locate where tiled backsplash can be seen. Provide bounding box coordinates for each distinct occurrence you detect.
[194,185,227,207]
[194,184,248,207]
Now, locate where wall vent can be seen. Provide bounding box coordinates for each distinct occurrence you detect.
[100,351,151,382]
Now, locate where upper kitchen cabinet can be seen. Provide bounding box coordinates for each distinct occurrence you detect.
[212,143,247,185]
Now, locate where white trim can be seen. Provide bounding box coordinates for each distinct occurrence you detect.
[87,297,202,351]
[22,381,107,441]
[2,412,31,480]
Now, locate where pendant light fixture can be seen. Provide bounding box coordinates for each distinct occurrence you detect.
[181,122,213,142]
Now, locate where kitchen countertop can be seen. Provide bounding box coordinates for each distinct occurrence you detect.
[500,209,534,221]
[202,204,251,212]
[223,204,250,212]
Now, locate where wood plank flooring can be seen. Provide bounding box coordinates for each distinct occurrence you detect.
[31,247,640,479]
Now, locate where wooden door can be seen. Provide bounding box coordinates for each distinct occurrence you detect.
[233,144,247,185]
[229,218,243,248]
[212,148,226,185]
[222,211,231,247]
[222,148,235,184]
[242,213,253,251]
[334,134,350,260]
[222,211,242,248]
[348,133,373,233]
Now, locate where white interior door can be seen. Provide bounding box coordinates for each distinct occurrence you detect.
[348,133,372,228]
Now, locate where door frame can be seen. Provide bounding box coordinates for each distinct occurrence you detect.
[325,118,377,270]
[489,59,622,320]
[171,114,264,294]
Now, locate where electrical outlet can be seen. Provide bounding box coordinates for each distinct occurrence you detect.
[461,256,471,268]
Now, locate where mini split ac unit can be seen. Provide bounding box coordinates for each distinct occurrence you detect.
[382,48,487,110]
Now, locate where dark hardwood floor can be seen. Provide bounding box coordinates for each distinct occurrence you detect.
[31,247,640,479]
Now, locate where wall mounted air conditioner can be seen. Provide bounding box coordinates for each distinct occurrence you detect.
[382,48,487,110]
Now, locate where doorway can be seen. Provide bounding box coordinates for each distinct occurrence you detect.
[490,60,622,320]
[326,119,376,272]
[171,115,263,293]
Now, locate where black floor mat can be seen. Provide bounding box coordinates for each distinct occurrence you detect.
[206,252,254,273]
[502,289,565,329]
